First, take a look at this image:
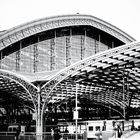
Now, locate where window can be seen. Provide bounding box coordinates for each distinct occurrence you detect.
[95,126,100,131]
[89,126,93,131]
[9,128,12,132]
[13,128,17,132]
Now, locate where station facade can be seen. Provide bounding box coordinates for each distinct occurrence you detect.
[0,14,140,139]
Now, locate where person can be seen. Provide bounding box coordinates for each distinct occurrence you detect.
[64,128,69,140]
[54,128,62,140]
[112,122,118,138]
[95,128,102,140]
[15,125,21,140]
[117,125,122,138]
[64,128,69,133]
[51,128,54,136]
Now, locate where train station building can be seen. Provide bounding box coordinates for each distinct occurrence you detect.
[0,14,140,139]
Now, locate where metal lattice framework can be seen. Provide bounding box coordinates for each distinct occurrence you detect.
[0,15,135,50]
[1,41,140,117]
[40,41,140,116]
[0,69,38,110]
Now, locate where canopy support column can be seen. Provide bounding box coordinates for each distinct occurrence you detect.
[36,87,43,140]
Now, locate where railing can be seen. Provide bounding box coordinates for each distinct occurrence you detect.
[18,132,85,140]
[0,131,16,136]
[0,132,16,140]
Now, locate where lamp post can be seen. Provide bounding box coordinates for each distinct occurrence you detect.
[74,83,78,140]
[122,72,126,120]
[122,70,129,120]
[36,86,43,140]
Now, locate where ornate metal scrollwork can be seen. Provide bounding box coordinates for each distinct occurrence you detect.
[0,15,134,50]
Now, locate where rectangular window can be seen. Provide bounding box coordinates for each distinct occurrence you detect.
[89,126,93,131]
[95,126,100,131]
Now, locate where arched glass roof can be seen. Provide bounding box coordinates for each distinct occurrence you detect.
[0,14,135,51]
[0,41,140,115]
[0,69,38,110]
[40,41,140,113]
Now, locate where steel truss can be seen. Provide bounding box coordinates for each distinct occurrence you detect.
[0,15,135,51]
[0,41,140,139]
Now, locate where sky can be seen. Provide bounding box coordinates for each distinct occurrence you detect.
[0,0,140,41]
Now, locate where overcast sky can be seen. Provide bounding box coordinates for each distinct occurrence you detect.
[0,0,140,41]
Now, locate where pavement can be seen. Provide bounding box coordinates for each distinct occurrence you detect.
[126,131,140,139]
[109,131,140,140]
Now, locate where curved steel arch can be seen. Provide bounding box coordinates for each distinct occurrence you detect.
[0,69,38,110]
[41,41,140,114]
[91,102,124,118]
[0,14,135,49]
